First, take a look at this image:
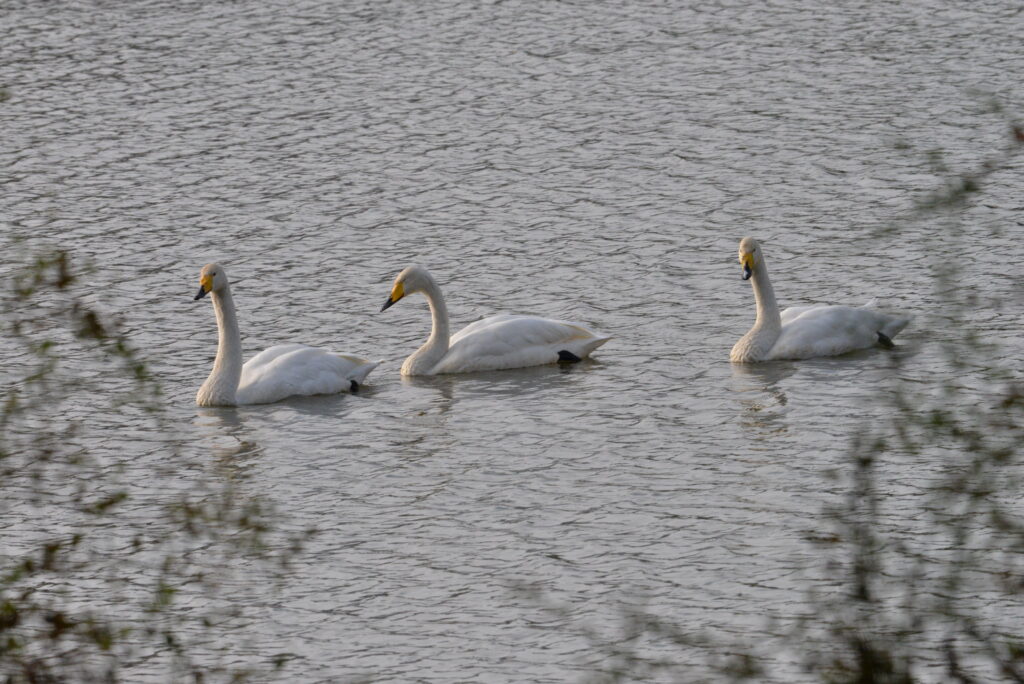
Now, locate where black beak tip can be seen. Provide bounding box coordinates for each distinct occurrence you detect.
[194,287,208,301]
[380,298,394,312]
[742,266,752,281]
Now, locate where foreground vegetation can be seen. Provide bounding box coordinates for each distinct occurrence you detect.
[0,251,310,681]
[543,117,1024,683]
[1,117,1021,682]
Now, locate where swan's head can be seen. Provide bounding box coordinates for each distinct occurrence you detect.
[194,263,228,301]
[381,265,436,312]
[737,237,761,281]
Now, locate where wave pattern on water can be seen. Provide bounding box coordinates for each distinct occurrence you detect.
[4,0,1024,680]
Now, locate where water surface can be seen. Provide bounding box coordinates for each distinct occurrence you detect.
[4,0,1024,680]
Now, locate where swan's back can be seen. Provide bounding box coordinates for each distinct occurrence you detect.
[435,314,610,373]
[771,305,910,360]
[237,344,380,404]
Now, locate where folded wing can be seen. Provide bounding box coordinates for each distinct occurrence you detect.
[435,314,610,373]
[771,305,909,360]
[237,344,380,404]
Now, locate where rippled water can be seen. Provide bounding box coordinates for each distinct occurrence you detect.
[5,0,1024,680]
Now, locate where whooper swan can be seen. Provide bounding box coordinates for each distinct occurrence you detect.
[730,238,910,363]
[380,265,611,375]
[193,263,380,406]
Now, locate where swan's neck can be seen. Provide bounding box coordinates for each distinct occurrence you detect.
[731,261,783,362]
[197,286,244,405]
[402,280,451,375]
[751,262,782,332]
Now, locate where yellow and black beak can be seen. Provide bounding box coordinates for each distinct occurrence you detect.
[380,281,405,312]
[740,253,754,281]
[194,275,213,301]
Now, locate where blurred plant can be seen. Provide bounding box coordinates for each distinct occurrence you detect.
[520,580,763,683]
[0,250,313,681]
[545,114,1024,683]
[794,116,1024,683]
[797,376,1024,683]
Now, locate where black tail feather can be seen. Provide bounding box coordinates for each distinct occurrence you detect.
[557,350,582,363]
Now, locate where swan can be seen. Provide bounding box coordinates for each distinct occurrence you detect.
[730,237,910,363]
[379,265,610,375]
[193,263,380,406]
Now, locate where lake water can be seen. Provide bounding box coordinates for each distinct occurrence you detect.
[4,0,1024,681]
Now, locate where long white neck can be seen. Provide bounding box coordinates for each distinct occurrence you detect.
[730,260,783,362]
[751,261,782,332]
[197,285,244,405]
[401,279,451,375]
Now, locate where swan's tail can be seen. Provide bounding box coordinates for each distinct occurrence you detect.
[347,359,383,385]
[880,315,911,339]
[861,300,910,340]
[581,336,612,358]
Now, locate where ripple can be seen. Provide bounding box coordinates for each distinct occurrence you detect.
[4,0,1024,681]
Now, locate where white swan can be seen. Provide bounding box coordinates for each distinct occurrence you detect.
[730,238,910,363]
[193,264,380,406]
[380,265,610,375]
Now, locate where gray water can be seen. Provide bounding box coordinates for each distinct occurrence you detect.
[4,0,1024,681]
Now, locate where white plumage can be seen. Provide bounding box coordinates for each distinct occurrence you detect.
[730,238,910,363]
[380,265,610,376]
[437,314,608,374]
[193,264,380,406]
[234,344,379,405]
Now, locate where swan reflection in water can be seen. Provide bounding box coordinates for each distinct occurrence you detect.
[392,360,601,435]
[399,357,602,403]
[731,361,797,435]
[389,360,603,460]
[194,406,265,474]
